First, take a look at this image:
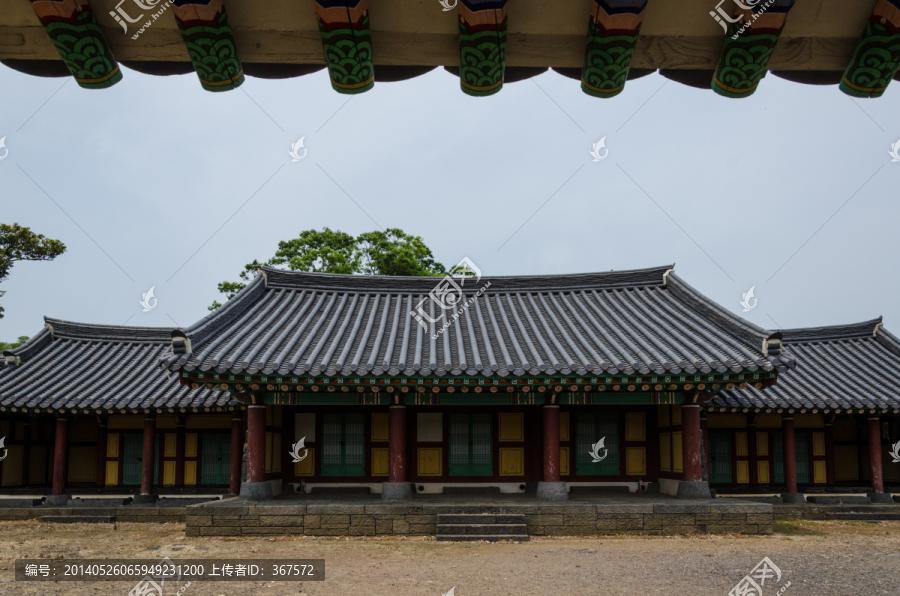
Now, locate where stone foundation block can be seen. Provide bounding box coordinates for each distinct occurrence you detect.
[393,519,410,533]
[307,505,366,515]
[242,527,305,535]
[320,515,351,527]
[260,516,304,527]
[304,515,320,528]
[746,514,773,524]
[376,519,393,533]
[249,506,306,516]
[200,527,242,536]
[185,527,200,537]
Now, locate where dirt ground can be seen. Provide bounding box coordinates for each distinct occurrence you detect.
[1,520,899,596]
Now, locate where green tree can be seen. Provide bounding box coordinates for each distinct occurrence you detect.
[0,223,67,319]
[0,335,29,353]
[210,227,446,310]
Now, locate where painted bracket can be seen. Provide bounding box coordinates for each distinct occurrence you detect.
[711,0,795,98]
[458,0,508,97]
[170,0,244,92]
[841,0,900,98]
[580,0,648,98]
[314,0,374,94]
[28,0,122,89]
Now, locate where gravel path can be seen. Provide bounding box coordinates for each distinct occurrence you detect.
[1,520,898,596]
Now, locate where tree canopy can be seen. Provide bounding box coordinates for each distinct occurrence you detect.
[209,228,446,310]
[0,336,29,353]
[0,223,67,319]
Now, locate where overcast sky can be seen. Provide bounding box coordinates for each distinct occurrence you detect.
[1,63,898,342]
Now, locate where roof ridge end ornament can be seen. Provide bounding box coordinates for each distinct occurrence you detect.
[874,321,884,337]
[171,329,192,355]
[260,268,268,287]
[662,268,674,285]
[44,321,55,339]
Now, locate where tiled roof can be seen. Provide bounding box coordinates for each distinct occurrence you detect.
[712,319,900,411]
[161,265,792,378]
[1,318,234,411]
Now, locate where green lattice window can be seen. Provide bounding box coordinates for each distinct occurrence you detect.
[321,414,365,476]
[201,433,231,485]
[575,413,619,476]
[122,433,142,485]
[774,431,809,484]
[449,414,492,476]
[710,432,732,484]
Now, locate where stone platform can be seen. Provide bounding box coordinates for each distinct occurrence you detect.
[185,493,774,538]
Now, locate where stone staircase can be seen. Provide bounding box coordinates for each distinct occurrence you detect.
[436,513,529,542]
[828,511,900,522]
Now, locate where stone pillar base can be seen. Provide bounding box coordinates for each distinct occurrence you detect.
[381,482,413,500]
[675,481,712,499]
[45,495,71,506]
[132,494,158,505]
[536,481,568,501]
[868,492,894,504]
[239,481,274,501]
[782,493,805,504]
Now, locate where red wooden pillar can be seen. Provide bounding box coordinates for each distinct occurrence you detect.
[174,420,185,487]
[21,422,31,487]
[782,416,802,502]
[95,420,107,488]
[52,418,68,496]
[824,421,836,486]
[229,415,243,495]
[140,416,156,496]
[388,406,407,483]
[247,405,267,483]
[543,405,561,482]
[700,414,711,482]
[682,405,702,482]
[868,417,886,496]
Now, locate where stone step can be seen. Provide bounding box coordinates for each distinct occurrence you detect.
[438,523,528,535]
[437,514,525,525]
[437,534,530,542]
[0,498,43,508]
[807,496,871,505]
[67,498,131,507]
[828,512,900,521]
[40,516,115,524]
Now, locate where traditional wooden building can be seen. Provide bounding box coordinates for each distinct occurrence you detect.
[0,319,240,504]
[706,319,900,503]
[2,267,897,504]
[158,265,792,500]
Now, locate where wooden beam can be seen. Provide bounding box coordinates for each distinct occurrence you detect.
[27,0,122,88]
[457,0,508,96]
[314,0,374,94]
[840,0,900,98]
[712,0,796,98]
[581,0,649,98]
[170,0,244,92]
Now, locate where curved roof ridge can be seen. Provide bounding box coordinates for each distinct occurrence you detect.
[2,326,52,362]
[178,271,268,344]
[44,317,175,342]
[780,317,884,343]
[875,323,900,358]
[260,264,674,292]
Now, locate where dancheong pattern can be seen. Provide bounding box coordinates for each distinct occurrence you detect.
[28,0,121,89]
[314,0,374,94]
[458,0,508,97]
[712,0,795,98]
[580,0,647,98]
[840,0,900,98]
[172,0,244,92]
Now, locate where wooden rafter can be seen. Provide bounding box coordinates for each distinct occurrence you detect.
[840,0,900,98]
[580,0,649,98]
[314,0,374,94]
[170,0,244,92]
[457,0,508,96]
